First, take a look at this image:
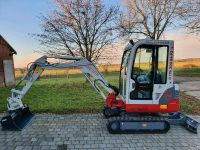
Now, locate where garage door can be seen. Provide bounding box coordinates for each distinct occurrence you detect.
[3,59,15,86]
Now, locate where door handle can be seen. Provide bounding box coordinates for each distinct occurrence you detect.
[132,83,135,89]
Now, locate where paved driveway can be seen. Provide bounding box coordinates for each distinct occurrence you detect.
[179,81,200,100]
[0,114,200,150]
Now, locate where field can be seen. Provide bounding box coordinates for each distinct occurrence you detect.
[174,58,200,76]
[1,71,200,114]
[15,58,200,79]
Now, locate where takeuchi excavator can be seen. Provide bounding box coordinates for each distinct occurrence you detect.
[1,39,199,133]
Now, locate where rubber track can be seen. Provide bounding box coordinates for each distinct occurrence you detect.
[107,115,170,134]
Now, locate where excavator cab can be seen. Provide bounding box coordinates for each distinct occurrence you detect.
[119,40,179,113]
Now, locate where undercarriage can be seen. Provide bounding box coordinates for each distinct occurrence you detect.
[104,107,199,134]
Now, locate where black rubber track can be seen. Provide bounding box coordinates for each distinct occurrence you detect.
[107,115,170,134]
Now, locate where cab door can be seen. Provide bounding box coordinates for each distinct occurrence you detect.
[129,45,155,102]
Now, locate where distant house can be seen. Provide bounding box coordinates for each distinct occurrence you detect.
[0,35,17,87]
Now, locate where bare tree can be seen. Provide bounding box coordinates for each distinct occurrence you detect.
[34,0,119,63]
[119,0,186,39]
[181,0,200,34]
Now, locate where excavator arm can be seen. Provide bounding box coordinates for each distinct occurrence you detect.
[8,55,114,111]
[2,55,114,130]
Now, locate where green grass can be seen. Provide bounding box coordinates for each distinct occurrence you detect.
[174,68,200,76]
[0,73,119,114]
[0,71,200,114]
[180,92,200,115]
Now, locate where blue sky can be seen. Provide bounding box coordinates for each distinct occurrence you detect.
[0,0,199,67]
[0,0,54,61]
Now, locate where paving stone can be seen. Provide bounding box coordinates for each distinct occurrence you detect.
[0,113,199,150]
[15,146,23,150]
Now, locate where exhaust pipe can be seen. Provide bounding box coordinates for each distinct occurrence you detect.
[1,105,34,130]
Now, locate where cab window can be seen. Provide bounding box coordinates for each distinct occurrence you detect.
[119,50,131,96]
[155,46,168,84]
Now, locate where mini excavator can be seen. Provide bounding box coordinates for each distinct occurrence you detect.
[1,39,199,133]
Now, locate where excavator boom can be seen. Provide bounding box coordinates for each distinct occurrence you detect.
[1,55,114,130]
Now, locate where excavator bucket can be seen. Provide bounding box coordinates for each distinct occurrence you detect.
[1,106,34,130]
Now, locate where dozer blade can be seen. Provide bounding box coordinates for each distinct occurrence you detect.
[107,116,170,134]
[183,115,199,133]
[1,106,34,130]
[167,112,199,134]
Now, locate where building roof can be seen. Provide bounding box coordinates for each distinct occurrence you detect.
[0,34,17,55]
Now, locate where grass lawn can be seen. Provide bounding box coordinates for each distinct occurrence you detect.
[0,72,200,115]
[0,73,119,114]
[180,92,200,115]
[174,68,200,77]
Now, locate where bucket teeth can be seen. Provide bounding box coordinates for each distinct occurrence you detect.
[1,106,34,130]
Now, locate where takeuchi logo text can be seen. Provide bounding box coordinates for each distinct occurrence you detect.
[168,49,173,80]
